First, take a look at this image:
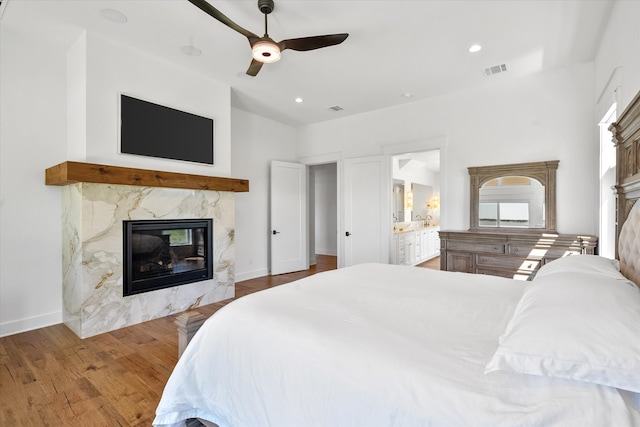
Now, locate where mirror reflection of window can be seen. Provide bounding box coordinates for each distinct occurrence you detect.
[479,202,530,228]
[166,228,194,246]
[500,202,529,227]
[479,202,498,227]
[479,176,544,229]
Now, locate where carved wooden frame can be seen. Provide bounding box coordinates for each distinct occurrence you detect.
[468,160,559,233]
[610,90,640,257]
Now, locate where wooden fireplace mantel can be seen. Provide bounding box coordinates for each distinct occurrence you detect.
[45,161,249,192]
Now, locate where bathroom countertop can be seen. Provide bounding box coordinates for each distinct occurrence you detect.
[393,224,439,234]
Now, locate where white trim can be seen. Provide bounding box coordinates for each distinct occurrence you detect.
[382,136,448,156]
[0,311,62,338]
[235,268,269,283]
[383,136,449,228]
[300,152,343,269]
[299,151,343,165]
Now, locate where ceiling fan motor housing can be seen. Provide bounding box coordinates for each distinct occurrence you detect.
[258,0,274,14]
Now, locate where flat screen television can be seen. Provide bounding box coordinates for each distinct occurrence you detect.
[120,94,214,165]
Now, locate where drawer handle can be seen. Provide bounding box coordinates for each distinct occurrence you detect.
[514,248,520,253]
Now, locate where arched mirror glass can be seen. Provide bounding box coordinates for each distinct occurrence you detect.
[478,176,545,228]
[469,161,558,232]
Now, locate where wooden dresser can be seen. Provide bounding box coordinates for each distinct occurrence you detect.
[439,230,598,279]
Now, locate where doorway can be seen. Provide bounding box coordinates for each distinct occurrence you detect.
[391,149,441,266]
[309,163,338,267]
[392,150,440,225]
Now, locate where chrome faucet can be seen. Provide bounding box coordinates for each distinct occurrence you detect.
[426,215,432,226]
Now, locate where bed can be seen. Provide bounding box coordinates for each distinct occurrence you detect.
[154,92,640,427]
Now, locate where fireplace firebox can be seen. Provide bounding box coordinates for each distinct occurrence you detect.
[123,219,213,296]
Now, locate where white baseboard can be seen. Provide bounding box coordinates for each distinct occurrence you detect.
[315,249,337,256]
[235,267,269,283]
[0,311,62,338]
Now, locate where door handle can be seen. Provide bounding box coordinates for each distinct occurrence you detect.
[272,230,280,235]
[345,231,351,236]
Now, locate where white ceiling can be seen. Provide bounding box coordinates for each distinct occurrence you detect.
[3,0,614,127]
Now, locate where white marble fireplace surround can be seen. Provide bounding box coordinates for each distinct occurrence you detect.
[48,160,249,339]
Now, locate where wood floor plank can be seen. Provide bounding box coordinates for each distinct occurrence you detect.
[0,256,438,425]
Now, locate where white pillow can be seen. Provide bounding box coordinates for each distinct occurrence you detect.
[485,270,640,392]
[533,254,621,281]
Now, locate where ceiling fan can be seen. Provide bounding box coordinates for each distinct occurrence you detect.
[188,0,349,76]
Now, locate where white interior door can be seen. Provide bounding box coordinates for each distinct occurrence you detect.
[270,160,308,275]
[343,156,391,267]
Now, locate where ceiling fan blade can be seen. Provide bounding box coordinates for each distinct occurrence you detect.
[188,0,258,39]
[279,33,349,52]
[246,59,264,76]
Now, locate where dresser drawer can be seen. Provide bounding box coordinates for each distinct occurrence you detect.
[446,241,505,254]
[510,245,582,258]
[475,267,518,279]
[476,255,541,272]
[508,244,550,258]
[544,247,583,258]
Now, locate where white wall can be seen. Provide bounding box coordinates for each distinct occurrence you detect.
[1,17,232,336]
[82,33,231,176]
[231,108,297,282]
[0,18,69,336]
[298,63,598,235]
[594,0,640,120]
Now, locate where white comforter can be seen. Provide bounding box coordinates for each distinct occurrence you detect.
[154,263,640,427]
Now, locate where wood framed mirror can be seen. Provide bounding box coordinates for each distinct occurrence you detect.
[468,160,558,233]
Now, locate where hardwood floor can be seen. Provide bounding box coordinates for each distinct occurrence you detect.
[0,255,441,426]
[0,255,337,427]
[416,256,440,270]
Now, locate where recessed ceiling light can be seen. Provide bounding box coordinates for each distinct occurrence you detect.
[180,45,202,57]
[294,97,303,103]
[468,44,482,53]
[99,8,128,24]
[401,93,413,99]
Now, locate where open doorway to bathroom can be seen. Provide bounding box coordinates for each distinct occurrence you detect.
[391,150,441,268]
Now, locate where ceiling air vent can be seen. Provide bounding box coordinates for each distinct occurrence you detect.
[484,64,508,76]
[328,105,344,112]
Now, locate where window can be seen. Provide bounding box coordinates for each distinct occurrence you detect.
[599,103,617,258]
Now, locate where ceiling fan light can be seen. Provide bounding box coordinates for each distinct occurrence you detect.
[252,40,281,63]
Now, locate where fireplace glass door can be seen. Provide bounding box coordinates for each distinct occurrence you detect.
[123,219,213,296]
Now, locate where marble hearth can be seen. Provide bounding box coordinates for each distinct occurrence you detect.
[46,162,249,338]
